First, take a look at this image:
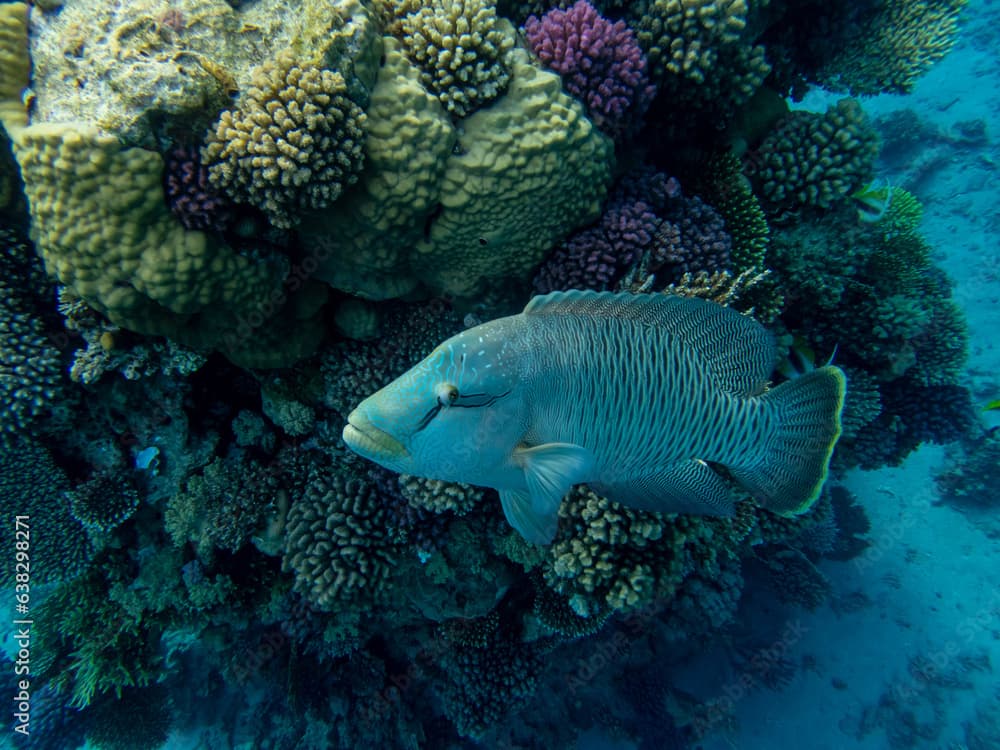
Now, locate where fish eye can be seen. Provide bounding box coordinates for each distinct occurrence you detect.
[436,383,459,407]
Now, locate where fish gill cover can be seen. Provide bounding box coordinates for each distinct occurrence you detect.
[0,0,984,747]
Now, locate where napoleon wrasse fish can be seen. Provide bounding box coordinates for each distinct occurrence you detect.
[343,291,846,544]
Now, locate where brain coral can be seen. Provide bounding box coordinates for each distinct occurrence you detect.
[753,99,880,213]
[305,42,614,299]
[283,470,402,610]
[299,37,457,300]
[524,0,655,141]
[9,123,325,367]
[202,51,367,229]
[397,0,514,117]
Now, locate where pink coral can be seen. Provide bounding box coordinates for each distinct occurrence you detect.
[524,0,656,141]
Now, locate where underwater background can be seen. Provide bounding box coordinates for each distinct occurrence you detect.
[0,0,998,748]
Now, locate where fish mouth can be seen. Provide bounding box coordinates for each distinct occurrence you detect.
[343,411,409,460]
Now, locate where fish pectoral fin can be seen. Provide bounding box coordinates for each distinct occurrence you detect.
[592,460,736,516]
[507,442,593,543]
[516,442,593,507]
[500,489,559,545]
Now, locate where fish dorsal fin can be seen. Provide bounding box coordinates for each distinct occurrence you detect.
[523,290,775,397]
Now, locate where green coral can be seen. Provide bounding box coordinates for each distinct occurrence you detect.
[696,150,770,272]
[202,50,367,228]
[165,455,283,559]
[754,99,880,213]
[396,0,514,117]
[35,571,161,708]
[283,469,402,610]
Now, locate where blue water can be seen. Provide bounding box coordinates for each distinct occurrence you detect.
[1,0,999,748]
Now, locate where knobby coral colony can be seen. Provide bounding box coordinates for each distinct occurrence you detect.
[0,0,973,746]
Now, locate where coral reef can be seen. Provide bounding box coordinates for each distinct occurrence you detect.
[525,0,655,140]
[0,0,977,745]
[283,468,402,610]
[396,0,513,117]
[202,51,367,228]
[0,440,92,585]
[751,99,880,213]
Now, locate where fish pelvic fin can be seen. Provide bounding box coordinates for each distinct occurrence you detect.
[503,443,594,544]
[732,366,847,515]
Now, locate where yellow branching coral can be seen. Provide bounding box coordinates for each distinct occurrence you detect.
[818,0,968,96]
[542,486,725,617]
[754,99,880,213]
[397,0,514,117]
[202,51,367,228]
[635,0,749,84]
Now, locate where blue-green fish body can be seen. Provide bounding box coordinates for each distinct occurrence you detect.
[343,291,846,544]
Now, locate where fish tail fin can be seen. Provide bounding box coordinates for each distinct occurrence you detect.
[732,366,847,515]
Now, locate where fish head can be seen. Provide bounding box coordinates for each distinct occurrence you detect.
[343,322,526,484]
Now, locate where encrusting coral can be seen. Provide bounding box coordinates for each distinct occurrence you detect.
[308,42,615,299]
[10,124,297,362]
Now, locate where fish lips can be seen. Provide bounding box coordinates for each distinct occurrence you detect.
[343,410,410,463]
